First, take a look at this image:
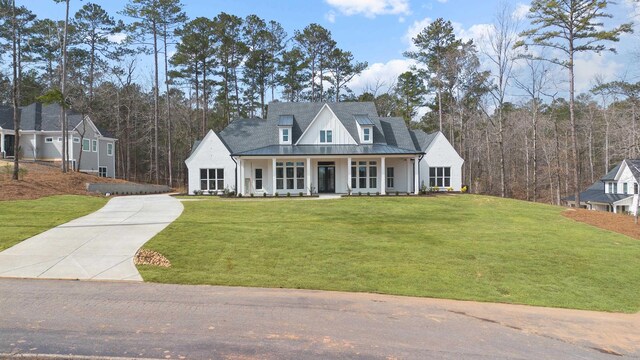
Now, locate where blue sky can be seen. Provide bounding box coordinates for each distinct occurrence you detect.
[16,0,640,100]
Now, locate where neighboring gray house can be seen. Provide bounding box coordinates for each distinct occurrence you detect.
[566,159,640,213]
[0,103,116,178]
[186,102,463,196]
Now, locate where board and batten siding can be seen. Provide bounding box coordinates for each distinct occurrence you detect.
[296,105,357,145]
[420,132,464,191]
[186,130,236,195]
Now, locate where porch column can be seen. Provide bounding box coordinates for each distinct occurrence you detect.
[406,158,411,193]
[414,156,420,194]
[238,158,244,195]
[380,157,386,195]
[306,157,311,195]
[0,132,4,157]
[33,134,37,159]
[272,157,277,195]
[347,157,352,193]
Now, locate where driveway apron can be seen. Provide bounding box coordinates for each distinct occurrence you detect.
[0,194,183,281]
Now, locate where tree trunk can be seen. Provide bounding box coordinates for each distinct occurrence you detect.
[60,0,70,173]
[568,47,580,207]
[153,20,160,184]
[163,25,173,187]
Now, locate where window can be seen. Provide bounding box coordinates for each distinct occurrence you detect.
[107,143,113,156]
[255,168,263,190]
[73,137,80,143]
[45,137,53,143]
[613,183,618,194]
[624,183,628,195]
[386,167,394,188]
[635,183,639,194]
[320,130,332,143]
[275,161,305,190]
[82,138,90,152]
[98,166,107,177]
[429,167,451,188]
[351,160,378,189]
[92,139,98,152]
[282,128,289,142]
[363,128,371,142]
[200,168,224,191]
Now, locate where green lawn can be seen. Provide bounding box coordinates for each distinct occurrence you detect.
[0,195,108,251]
[139,195,640,312]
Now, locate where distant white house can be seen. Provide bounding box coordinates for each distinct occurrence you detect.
[566,159,640,214]
[0,103,116,178]
[186,102,463,196]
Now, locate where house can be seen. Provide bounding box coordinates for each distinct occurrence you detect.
[566,159,640,213]
[185,102,463,196]
[0,103,116,178]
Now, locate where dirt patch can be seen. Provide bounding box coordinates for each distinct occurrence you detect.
[563,208,640,240]
[0,160,126,201]
[135,249,171,267]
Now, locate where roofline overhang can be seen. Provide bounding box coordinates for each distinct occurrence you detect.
[232,151,424,157]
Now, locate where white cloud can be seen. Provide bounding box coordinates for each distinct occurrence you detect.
[624,0,640,19]
[454,22,493,44]
[347,58,416,94]
[325,0,410,18]
[513,3,530,20]
[325,10,336,23]
[436,0,449,2]
[108,33,127,44]
[573,53,624,93]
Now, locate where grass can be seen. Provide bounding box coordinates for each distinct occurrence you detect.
[139,195,640,313]
[0,195,108,251]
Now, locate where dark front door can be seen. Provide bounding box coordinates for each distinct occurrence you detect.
[4,134,15,157]
[318,162,335,193]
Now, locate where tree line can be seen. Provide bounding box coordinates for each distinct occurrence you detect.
[0,0,638,206]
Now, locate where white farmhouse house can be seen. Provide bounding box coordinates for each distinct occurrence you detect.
[566,159,640,213]
[186,102,463,196]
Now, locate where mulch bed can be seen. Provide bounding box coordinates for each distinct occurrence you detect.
[134,249,171,267]
[563,208,640,240]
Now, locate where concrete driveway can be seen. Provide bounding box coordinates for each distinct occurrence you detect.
[0,194,183,281]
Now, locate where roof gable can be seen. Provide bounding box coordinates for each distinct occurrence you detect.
[295,104,357,145]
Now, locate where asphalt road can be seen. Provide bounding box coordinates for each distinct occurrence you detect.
[0,278,637,360]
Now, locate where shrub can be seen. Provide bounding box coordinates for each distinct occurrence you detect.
[194,190,203,196]
[238,193,243,198]
[263,192,267,197]
[358,191,362,196]
[431,186,440,192]
[208,190,214,195]
[367,192,370,196]
[376,191,380,196]
[406,192,411,196]
[286,192,291,197]
[447,187,454,192]
[461,185,468,193]
[250,193,254,197]
[274,192,279,197]
[299,192,303,197]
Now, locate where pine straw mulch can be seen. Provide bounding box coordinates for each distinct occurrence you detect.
[0,160,126,201]
[134,249,171,267]
[563,208,640,240]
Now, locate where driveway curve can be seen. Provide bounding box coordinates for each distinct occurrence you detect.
[0,194,183,281]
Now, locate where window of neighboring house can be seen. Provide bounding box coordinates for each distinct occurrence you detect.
[73,137,80,143]
[275,161,305,190]
[98,166,107,177]
[363,128,371,142]
[200,168,224,191]
[320,130,333,143]
[282,128,289,143]
[92,139,98,152]
[429,167,451,187]
[82,138,90,152]
[635,183,639,194]
[57,137,62,142]
[386,167,394,188]
[351,161,378,189]
[45,137,53,143]
[107,143,113,156]
[255,168,263,190]
[624,183,628,194]
[613,183,618,194]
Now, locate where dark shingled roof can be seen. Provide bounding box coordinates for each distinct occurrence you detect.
[565,180,631,204]
[0,106,13,130]
[601,163,621,181]
[234,144,421,156]
[410,130,439,151]
[197,102,441,157]
[354,114,374,125]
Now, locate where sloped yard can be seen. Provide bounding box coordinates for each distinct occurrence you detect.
[139,195,640,312]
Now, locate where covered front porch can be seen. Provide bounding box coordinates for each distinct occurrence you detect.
[236,155,420,196]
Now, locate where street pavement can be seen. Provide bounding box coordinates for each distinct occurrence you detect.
[1,278,638,359]
[0,194,183,281]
